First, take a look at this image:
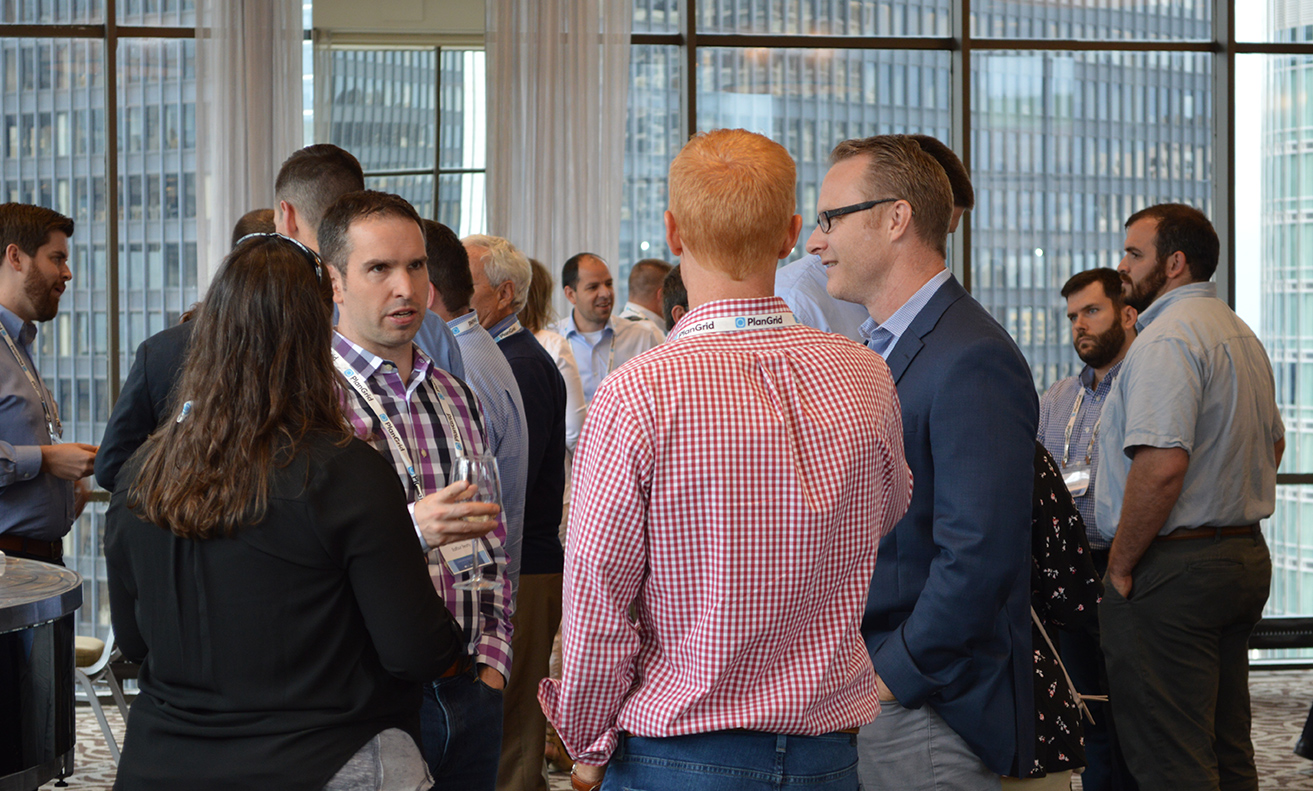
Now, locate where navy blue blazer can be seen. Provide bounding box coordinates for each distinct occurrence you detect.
[862,275,1038,776]
[94,321,194,493]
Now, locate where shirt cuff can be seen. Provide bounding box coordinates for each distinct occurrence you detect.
[14,445,42,481]
[408,501,430,552]
[476,636,512,681]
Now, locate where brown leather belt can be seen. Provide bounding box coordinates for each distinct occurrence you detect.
[439,654,474,678]
[1155,524,1259,542]
[0,534,63,560]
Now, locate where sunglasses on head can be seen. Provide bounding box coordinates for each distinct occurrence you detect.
[235,232,323,282]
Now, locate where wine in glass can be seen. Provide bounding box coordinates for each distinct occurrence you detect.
[452,454,501,592]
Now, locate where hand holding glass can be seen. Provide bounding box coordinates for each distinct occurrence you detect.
[451,455,502,592]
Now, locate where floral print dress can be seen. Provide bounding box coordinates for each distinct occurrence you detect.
[1027,441,1103,778]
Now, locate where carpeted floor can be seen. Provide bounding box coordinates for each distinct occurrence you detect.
[39,670,1313,789]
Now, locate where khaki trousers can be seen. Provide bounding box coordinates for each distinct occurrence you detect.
[495,573,563,791]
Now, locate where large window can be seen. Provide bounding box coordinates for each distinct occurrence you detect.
[624,0,1313,658]
[0,3,197,639]
[325,47,487,236]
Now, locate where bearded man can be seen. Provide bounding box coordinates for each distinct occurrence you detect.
[0,203,97,565]
[1035,266,1138,791]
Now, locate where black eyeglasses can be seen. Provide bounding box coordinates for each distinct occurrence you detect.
[816,198,899,233]
[235,232,323,282]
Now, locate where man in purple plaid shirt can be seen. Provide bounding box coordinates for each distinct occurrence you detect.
[319,190,513,791]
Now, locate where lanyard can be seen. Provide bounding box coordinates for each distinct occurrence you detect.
[332,349,467,499]
[493,318,523,343]
[0,321,60,442]
[670,312,799,343]
[449,313,480,338]
[1061,388,1101,468]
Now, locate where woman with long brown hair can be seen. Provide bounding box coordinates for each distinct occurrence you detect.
[105,234,464,791]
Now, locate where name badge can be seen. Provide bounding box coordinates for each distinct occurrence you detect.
[430,540,494,576]
[1063,465,1092,498]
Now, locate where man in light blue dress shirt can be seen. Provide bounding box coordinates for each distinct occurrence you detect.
[1035,266,1138,791]
[552,253,663,402]
[776,134,975,342]
[1096,204,1284,790]
[0,204,96,564]
[422,221,527,589]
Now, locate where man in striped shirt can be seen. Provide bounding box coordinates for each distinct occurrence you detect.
[540,129,911,791]
[320,190,511,791]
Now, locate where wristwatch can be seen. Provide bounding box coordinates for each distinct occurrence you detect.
[570,765,603,791]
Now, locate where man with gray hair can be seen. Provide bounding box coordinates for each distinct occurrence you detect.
[462,234,567,791]
[424,220,528,595]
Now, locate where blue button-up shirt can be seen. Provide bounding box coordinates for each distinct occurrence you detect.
[859,269,953,359]
[1038,361,1123,550]
[552,313,663,402]
[774,254,870,342]
[410,309,467,380]
[0,303,74,541]
[449,311,529,588]
[1095,282,1284,539]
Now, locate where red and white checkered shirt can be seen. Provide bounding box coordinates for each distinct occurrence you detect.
[538,297,911,765]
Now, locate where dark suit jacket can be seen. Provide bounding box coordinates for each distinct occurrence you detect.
[94,322,194,492]
[497,329,567,575]
[862,275,1038,776]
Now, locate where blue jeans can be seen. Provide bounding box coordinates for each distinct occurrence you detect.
[419,669,504,791]
[603,730,859,791]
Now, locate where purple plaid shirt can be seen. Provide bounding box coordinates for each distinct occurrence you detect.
[332,331,513,679]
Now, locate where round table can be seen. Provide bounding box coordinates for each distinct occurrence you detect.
[0,556,82,791]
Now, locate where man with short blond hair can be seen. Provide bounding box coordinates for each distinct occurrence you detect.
[809,134,1037,789]
[776,134,973,342]
[541,128,911,791]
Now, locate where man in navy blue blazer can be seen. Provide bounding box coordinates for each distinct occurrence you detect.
[807,135,1038,789]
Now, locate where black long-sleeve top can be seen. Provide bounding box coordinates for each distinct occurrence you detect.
[106,434,465,791]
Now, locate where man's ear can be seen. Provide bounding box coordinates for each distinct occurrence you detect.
[428,281,438,311]
[497,280,516,312]
[563,285,578,306]
[887,200,914,242]
[277,200,299,239]
[1121,303,1138,330]
[328,264,346,305]
[664,210,684,257]
[778,215,803,259]
[2,243,25,273]
[1164,250,1190,281]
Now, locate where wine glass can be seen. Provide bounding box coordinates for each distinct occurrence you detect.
[451,454,502,592]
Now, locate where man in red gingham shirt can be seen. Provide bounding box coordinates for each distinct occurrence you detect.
[538,129,912,791]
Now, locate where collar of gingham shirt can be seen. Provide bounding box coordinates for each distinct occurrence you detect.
[331,331,513,680]
[538,297,912,764]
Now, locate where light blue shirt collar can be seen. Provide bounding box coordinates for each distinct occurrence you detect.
[489,313,521,339]
[560,311,614,344]
[858,269,952,359]
[1137,281,1215,331]
[0,303,36,353]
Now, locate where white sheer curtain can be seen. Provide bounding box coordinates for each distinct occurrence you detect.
[194,0,304,290]
[486,0,633,312]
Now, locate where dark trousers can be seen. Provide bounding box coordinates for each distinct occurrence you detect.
[1099,531,1271,791]
[1058,549,1137,791]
